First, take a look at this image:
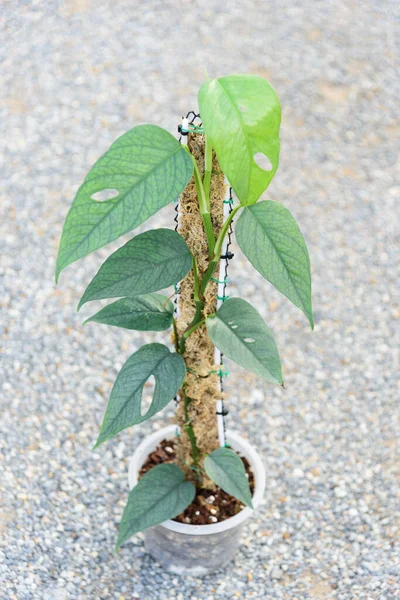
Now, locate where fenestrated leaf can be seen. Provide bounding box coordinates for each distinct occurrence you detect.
[204,447,253,508]
[84,293,174,331]
[236,201,313,328]
[56,124,193,281]
[78,229,191,309]
[116,464,195,550]
[198,75,281,205]
[94,344,186,448]
[206,298,282,384]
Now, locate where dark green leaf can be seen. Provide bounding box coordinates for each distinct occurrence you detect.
[78,229,192,309]
[95,344,186,447]
[84,293,174,331]
[56,125,193,281]
[116,464,195,550]
[236,201,313,328]
[204,447,253,508]
[206,298,282,384]
[198,75,281,205]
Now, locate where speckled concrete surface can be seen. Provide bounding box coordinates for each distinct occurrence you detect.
[1,1,399,599]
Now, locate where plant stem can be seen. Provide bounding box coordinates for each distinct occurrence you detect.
[178,206,241,358]
[203,136,212,203]
[189,150,215,256]
[192,254,203,304]
[182,385,200,468]
[172,317,180,353]
[179,317,206,354]
[179,206,240,355]
[200,205,241,295]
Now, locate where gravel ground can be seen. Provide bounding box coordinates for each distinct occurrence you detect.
[1,1,399,599]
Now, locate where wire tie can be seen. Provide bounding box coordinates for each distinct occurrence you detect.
[209,368,229,377]
[178,125,188,136]
[211,277,229,284]
[218,369,229,377]
[216,408,229,416]
[179,126,204,134]
[221,252,234,260]
[217,294,229,302]
[223,199,234,204]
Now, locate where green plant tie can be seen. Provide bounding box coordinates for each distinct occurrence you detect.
[211,277,229,284]
[181,126,204,134]
[217,294,229,302]
[209,369,229,377]
[223,198,234,204]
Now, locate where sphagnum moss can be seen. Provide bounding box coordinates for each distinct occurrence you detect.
[174,133,225,484]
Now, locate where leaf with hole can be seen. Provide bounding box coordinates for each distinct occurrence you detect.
[198,75,281,205]
[236,201,313,328]
[94,343,186,447]
[84,293,174,331]
[204,447,253,508]
[116,464,195,550]
[55,124,193,281]
[206,298,282,384]
[78,229,192,309]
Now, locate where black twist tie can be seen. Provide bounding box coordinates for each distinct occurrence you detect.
[221,251,234,260]
[178,124,189,136]
[216,409,229,416]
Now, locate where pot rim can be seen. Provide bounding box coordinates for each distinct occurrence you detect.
[128,424,266,536]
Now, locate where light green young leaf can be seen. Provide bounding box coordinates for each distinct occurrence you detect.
[198,75,281,206]
[206,298,282,385]
[116,464,195,550]
[78,229,191,309]
[236,201,313,328]
[84,293,174,331]
[204,447,253,508]
[56,124,193,281]
[95,344,186,448]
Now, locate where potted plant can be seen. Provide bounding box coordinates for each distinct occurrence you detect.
[56,74,313,575]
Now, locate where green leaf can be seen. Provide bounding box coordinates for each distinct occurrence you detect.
[95,344,186,447]
[84,293,174,331]
[204,447,253,508]
[198,75,281,206]
[78,229,192,309]
[56,124,193,281]
[116,464,195,550]
[236,201,313,328]
[206,298,282,384]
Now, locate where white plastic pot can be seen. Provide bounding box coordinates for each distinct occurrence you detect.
[128,425,266,575]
